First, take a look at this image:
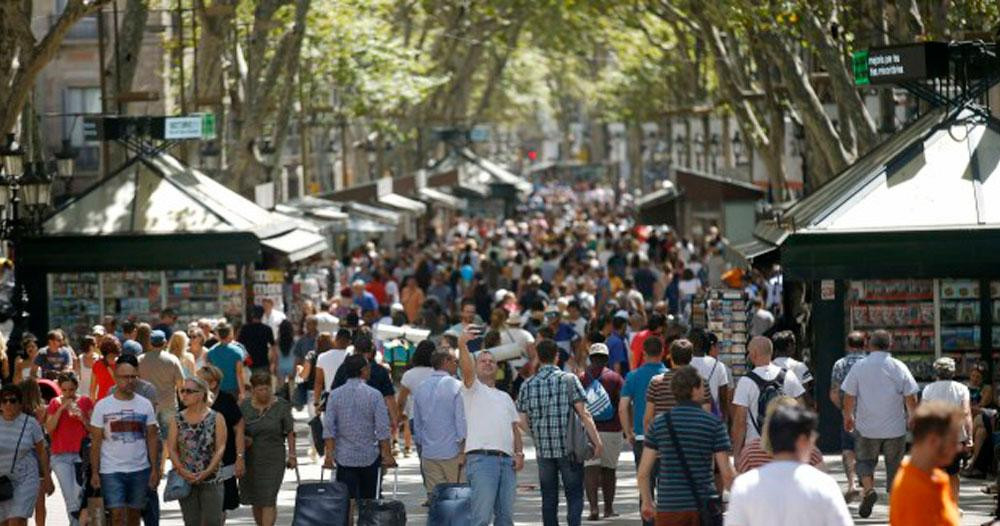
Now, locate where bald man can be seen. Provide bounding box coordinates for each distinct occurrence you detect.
[731,336,805,460]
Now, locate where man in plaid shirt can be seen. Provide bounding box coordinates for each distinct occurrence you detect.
[518,339,603,526]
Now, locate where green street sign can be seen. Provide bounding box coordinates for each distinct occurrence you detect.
[853,50,870,86]
[201,113,216,140]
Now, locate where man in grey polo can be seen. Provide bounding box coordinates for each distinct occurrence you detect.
[841,329,918,519]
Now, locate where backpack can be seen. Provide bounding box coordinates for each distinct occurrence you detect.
[746,369,786,434]
[584,371,614,422]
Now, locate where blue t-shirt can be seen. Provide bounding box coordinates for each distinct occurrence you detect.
[207,343,245,393]
[354,292,378,312]
[553,322,579,364]
[622,362,667,437]
[606,332,629,374]
[34,347,74,376]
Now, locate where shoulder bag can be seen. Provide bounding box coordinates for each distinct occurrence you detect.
[563,374,594,463]
[664,412,723,526]
[0,416,29,501]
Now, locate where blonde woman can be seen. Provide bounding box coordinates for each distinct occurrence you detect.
[736,396,825,473]
[167,376,227,526]
[168,332,197,379]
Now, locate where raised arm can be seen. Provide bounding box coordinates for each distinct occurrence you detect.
[457,328,476,388]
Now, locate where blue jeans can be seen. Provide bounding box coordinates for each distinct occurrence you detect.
[466,453,515,526]
[537,456,583,526]
[101,468,150,510]
[51,453,81,526]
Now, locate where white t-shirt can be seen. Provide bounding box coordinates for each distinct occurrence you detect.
[400,366,435,416]
[90,394,157,474]
[263,309,287,339]
[733,364,806,442]
[678,278,701,297]
[841,351,919,439]
[462,378,519,455]
[317,348,349,392]
[773,357,813,385]
[314,312,339,334]
[922,379,970,441]
[727,461,852,526]
[691,355,731,405]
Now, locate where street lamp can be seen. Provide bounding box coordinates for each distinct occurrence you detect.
[259,138,276,167]
[1,134,23,178]
[200,140,221,172]
[52,139,77,179]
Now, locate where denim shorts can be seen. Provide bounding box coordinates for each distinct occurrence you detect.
[101,468,150,510]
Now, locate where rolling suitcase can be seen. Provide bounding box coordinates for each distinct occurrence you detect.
[357,467,406,526]
[427,483,472,525]
[292,466,350,526]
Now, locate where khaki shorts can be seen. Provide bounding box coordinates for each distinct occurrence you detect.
[585,431,624,469]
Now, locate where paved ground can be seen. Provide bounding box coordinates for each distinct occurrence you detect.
[40,409,1000,525]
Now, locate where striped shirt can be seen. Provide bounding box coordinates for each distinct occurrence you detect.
[736,438,824,473]
[645,402,731,511]
[516,365,586,459]
[646,371,678,416]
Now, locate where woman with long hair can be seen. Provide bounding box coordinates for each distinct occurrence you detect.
[18,379,48,526]
[44,372,92,526]
[275,319,295,397]
[13,335,38,381]
[168,376,227,526]
[75,337,99,404]
[239,371,295,526]
[0,384,52,526]
[196,365,244,523]
[397,340,436,458]
[168,332,197,379]
[188,331,208,371]
[89,337,120,402]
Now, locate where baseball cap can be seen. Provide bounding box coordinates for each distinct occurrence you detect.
[390,302,405,313]
[150,330,167,346]
[121,339,143,356]
[613,309,630,320]
[589,343,609,356]
[91,325,106,336]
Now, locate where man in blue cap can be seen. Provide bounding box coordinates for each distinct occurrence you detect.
[137,329,185,446]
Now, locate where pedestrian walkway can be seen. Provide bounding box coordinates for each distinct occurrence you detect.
[39,407,1000,525]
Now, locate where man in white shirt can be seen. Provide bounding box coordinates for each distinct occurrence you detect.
[727,405,852,526]
[314,300,340,334]
[457,328,523,526]
[689,329,731,422]
[749,298,774,337]
[920,356,972,505]
[770,331,814,407]
[313,329,353,397]
[841,329,919,518]
[261,297,287,339]
[731,336,805,460]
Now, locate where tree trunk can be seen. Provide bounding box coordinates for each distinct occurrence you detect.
[0,0,114,136]
[758,33,850,183]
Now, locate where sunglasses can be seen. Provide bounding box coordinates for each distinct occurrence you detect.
[179,388,203,395]
[0,398,19,405]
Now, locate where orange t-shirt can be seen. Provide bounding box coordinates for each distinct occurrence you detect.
[889,458,959,526]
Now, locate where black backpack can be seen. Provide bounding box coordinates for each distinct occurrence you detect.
[746,369,786,434]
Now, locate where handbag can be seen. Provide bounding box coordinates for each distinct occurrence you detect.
[164,469,192,501]
[0,416,29,501]
[563,374,594,463]
[584,371,614,422]
[664,412,723,526]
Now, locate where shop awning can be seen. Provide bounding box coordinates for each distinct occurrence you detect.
[20,232,260,270]
[378,193,427,214]
[636,183,681,225]
[457,148,533,194]
[260,228,328,262]
[418,187,466,209]
[727,237,779,269]
[344,202,401,225]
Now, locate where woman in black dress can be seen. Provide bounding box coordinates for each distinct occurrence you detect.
[197,365,245,522]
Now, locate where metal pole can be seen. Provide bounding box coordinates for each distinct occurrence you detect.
[112,0,123,114]
[96,8,110,178]
[177,0,188,114]
[298,72,309,193]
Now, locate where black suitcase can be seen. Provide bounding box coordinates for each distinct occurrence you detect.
[427,482,472,525]
[357,467,406,526]
[291,467,350,526]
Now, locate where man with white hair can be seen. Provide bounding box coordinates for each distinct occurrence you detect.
[351,279,378,313]
[457,328,523,526]
[921,356,973,506]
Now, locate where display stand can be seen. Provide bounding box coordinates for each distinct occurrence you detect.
[692,288,751,377]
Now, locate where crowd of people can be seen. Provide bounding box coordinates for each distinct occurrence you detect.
[0,184,988,526]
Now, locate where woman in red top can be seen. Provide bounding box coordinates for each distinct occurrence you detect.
[45,371,93,526]
[89,336,121,401]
